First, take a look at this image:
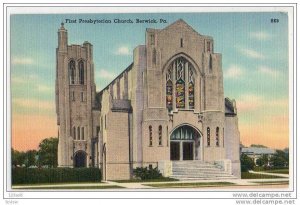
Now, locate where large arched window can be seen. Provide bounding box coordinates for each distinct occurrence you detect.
[216,127,220,147]
[207,127,210,146]
[149,126,153,146]
[78,60,84,85]
[166,57,195,110]
[69,60,75,84]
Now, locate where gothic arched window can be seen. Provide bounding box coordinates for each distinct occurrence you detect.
[81,127,84,140]
[175,58,185,108]
[79,60,84,85]
[188,66,195,109]
[223,127,225,147]
[166,57,196,111]
[73,127,76,139]
[69,60,75,84]
[207,127,210,146]
[149,126,153,146]
[216,127,220,146]
[166,67,173,111]
[77,127,80,140]
[158,125,162,146]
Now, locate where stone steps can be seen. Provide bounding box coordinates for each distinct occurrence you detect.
[170,161,237,180]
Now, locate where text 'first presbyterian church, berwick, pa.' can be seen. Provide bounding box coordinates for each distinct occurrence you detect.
[55,19,241,180]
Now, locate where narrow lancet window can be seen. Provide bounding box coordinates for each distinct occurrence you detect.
[175,58,185,108]
[69,60,75,84]
[166,68,173,111]
[207,127,210,146]
[188,66,194,109]
[81,127,84,140]
[149,126,153,146]
[216,127,220,146]
[159,125,162,146]
[77,127,80,140]
[79,61,84,85]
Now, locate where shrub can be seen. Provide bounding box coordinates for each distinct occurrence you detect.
[133,166,162,180]
[12,167,101,185]
[240,153,255,172]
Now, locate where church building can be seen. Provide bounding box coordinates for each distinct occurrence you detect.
[55,19,241,180]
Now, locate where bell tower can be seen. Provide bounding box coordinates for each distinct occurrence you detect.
[56,23,97,167]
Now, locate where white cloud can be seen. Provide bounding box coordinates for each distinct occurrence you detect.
[224,64,244,79]
[115,46,131,55]
[36,84,53,92]
[97,69,117,80]
[11,75,38,84]
[12,57,34,65]
[238,47,265,59]
[258,66,279,77]
[236,94,263,112]
[250,31,271,41]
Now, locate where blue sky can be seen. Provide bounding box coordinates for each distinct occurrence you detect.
[10,12,289,150]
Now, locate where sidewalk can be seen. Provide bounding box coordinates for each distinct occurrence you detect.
[249,170,289,178]
[12,176,289,190]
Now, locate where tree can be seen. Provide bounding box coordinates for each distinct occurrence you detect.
[250,144,268,148]
[11,148,26,167]
[240,153,255,172]
[270,150,289,168]
[256,154,269,167]
[37,137,58,168]
[24,150,38,167]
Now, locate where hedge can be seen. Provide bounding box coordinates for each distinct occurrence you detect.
[12,168,101,185]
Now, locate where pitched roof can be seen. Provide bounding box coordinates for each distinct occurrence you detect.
[242,147,276,155]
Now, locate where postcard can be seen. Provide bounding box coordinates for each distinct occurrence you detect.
[2,3,297,205]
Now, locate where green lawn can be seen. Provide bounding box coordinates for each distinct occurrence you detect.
[263,169,289,174]
[144,182,235,188]
[13,185,124,190]
[12,181,103,186]
[253,167,289,174]
[241,172,287,179]
[251,181,289,185]
[113,177,179,183]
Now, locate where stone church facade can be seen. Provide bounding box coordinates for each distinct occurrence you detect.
[56,19,241,180]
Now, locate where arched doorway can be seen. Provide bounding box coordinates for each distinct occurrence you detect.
[74,151,87,168]
[170,125,201,161]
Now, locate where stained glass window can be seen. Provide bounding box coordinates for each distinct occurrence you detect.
[188,67,194,109]
[166,68,173,110]
[69,60,75,84]
[166,57,196,110]
[176,58,185,108]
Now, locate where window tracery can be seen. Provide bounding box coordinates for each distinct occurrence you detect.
[166,57,195,110]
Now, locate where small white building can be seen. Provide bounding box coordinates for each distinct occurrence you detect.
[241,147,275,166]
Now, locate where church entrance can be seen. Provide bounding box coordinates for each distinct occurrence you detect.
[170,125,201,161]
[74,151,87,168]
